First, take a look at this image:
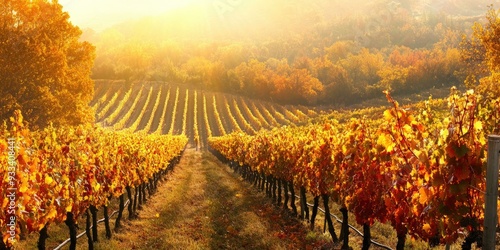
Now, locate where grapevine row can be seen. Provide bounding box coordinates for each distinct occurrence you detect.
[231,98,256,134]
[181,89,189,135]
[222,96,243,133]
[249,101,271,128]
[0,111,187,249]
[104,86,133,125]
[92,84,112,115]
[203,94,212,138]
[153,87,171,134]
[168,87,180,134]
[293,106,309,121]
[266,103,290,125]
[96,90,120,121]
[141,85,163,133]
[239,98,263,130]
[212,95,227,135]
[209,89,500,249]
[193,90,200,148]
[113,85,145,130]
[127,85,154,132]
[257,102,280,127]
[283,107,300,123]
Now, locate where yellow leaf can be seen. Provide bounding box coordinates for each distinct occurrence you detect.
[19,183,28,193]
[155,213,160,218]
[422,132,429,139]
[424,172,430,182]
[377,133,394,152]
[45,175,53,185]
[440,128,449,141]
[383,110,392,121]
[61,175,69,184]
[479,136,486,146]
[47,209,57,219]
[473,121,482,131]
[416,178,423,187]
[403,124,412,134]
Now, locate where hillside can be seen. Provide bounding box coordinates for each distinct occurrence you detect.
[91,80,321,148]
[85,0,493,108]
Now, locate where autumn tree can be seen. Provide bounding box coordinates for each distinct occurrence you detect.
[0,0,95,128]
[338,48,384,99]
[286,68,323,105]
[461,6,500,98]
[231,59,272,98]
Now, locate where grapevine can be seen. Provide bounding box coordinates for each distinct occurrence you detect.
[167,87,180,135]
[113,84,145,130]
[104,86,133,125]
[239,97,263,130]
[209,89,500,249]
[222,96,243,133]
[203,94,213,138]
[153,86,171,134]
[127,85,154,132]
[0,111,187,248]
[141,84,163,133]
[212,95,227,135]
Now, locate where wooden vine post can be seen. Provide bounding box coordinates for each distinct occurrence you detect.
[483,135,500,249]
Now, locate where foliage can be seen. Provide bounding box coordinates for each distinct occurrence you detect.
[0,0,95,128]
[88,1,475,106]
[209,89,500,247]
[461,5,500,99]
[0,110,187,248]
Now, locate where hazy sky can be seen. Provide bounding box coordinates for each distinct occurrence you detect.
[58,0,499,32]
[58,0,198,31]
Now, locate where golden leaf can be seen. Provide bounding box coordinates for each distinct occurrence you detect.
[473,120,483,131]
[418,187,428,205]
[422,223,431,233]
[45,175,53,185]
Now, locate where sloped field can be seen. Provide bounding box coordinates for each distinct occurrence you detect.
[91,81,320,148]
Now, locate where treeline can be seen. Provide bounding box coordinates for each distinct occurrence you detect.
[90,5,473,106]
[92,40,464,105]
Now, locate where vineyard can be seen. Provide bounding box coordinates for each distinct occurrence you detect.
[91,80,320,148]
[0,111,187,249]
[209,89,500,249]
[3,81,500,249]
[5,0,500,249]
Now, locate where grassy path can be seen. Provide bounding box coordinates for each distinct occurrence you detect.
[91,149,322,250]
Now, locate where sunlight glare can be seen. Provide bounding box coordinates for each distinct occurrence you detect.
[59,0,204,31]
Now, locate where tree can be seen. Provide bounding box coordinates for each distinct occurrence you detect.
[0,0,95,128]
[461,6,500,98]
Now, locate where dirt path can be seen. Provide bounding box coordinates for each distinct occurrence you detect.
[94,149,319,250]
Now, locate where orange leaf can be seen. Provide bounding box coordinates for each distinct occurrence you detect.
[419,187,428,205]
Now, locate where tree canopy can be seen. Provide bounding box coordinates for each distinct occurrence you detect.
[0,0,95,128]
[88,1,471,106]
[461,6,500,99]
